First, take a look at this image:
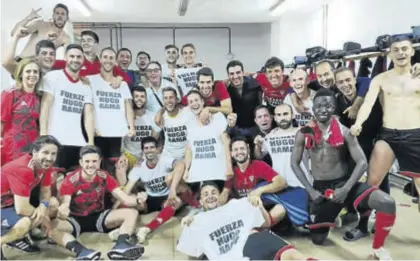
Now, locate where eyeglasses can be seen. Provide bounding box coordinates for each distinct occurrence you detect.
[146,69,161,73]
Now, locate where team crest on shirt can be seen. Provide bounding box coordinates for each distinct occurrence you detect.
[249,176,254,183]
[310,214,316,223]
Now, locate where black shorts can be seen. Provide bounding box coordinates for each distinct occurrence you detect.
[94,137,122,158]
[243,230,292,260]
[309,177,376,234]
[145,195,167,213]
[67,210,112,237]
[378,128,420,178]
[56,145,81,171]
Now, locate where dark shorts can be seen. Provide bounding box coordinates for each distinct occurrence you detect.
[308,177,376,234]
[243,230,291,260]
[379,128,420,177]
[94,137,122,159]
[56,145,81,171]
[67,210,112,237]
[1,207,23,236]
[144,195,167,213]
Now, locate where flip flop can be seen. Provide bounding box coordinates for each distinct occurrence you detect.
[343,228,369,241]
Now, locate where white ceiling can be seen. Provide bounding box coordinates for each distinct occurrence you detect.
[1,0,331,24]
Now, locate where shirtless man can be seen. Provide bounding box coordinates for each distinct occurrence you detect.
[12,4,71,59]
[291,89,396,260]
[351,37,420,211]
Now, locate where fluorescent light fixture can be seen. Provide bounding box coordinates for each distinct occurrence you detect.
[75,0,92,17]
[270,0,315,16]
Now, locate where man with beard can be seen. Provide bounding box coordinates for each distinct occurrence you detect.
[226,60,262,129]
[181,67,232,115]
[178,182,317,261]
[53,31,131,85]
[144,61,179,113]
[351,37,420,212]
[291,89,396,260]
[283,69,315,127]
[11,4,71,59]
[49,145,145,260]
[254,104,311,227]
[1,136,61,259]
[89,47,135,161]
[110,136,196,243]
[121,86,162,171]
[132,51,151,87]
[2,28,56,76]
[161,44,182,83]
[220,137,288,228]
[39,44,95,172]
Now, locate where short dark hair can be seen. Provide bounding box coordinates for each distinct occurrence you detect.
[79,145,102,158]
[186,89,204,100]
[199,181,221,198]
[53,3,69,15]
[315,60,335,71]
[390,35,413,46]
[181,43,196,54]
[117,48,132,57]
[65,44,83,53]
[35,40,56,56]
[165,44,179,52]
[313,88,336,103]
[197,67,214,82]
[81,30,99,43]
[162,87,178,97]
[137,51,151,60]
[146,61,162,70]
[226,60,244,73]
[229,136,248,150]
[100,47,116,57]
[30,135,61,155]
[254,105,270,118]
[141,136,158,150]
[334,66,355,78]
[264,57,284,71]
[131,85,146,95]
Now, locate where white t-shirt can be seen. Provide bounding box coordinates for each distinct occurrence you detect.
[176,67,201,96]
[162,108,195,160]
[177,198,265,260]
[145,79,180,114]
[128,155,175,197]
[89,74,132,137]
[262,128,312,188]
[40,70,93,146]
[283,90,315,127]
[186,112,228,183]
[122,111,162,158]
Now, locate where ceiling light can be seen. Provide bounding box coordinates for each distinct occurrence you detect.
[75,0,92,17]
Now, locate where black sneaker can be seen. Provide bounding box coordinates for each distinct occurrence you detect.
[6,236,40,253]
[74,249,101,260]
[107,241,145,260]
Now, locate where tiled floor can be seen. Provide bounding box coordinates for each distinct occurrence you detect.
[3,188,420,260]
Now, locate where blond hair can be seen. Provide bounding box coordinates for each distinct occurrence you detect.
[13,58,43,94]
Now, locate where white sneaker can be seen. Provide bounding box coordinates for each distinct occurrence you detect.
[108,228,120,241]
[371,247,392,260]
[136,227,151,243]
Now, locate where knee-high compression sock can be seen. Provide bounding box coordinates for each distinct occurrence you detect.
[373,212,395,249]
[146,206,176,230]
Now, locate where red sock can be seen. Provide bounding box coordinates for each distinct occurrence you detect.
[373,212,395,249]
[146,206,176,230]
[179,189,200,207]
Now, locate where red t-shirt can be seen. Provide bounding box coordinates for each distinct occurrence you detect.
[60,169,119,216]
[181,81,230,106]
[53,58,132,85]
[1,88,40,165]
[1,155,52,208]
[224,160,277,198]
[255,73,291,107]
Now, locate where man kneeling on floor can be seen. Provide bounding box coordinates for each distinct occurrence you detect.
[49,145,145,260]
[291,89,396,260]
[177,181,318,260]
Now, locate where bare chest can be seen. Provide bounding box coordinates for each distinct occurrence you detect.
[381,76,420,97]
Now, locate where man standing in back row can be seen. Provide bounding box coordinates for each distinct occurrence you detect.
[351,37,420,211]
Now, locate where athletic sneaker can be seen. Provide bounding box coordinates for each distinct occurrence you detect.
[6,236,40,253]
[74,249,101,260]
[371,247,392,260]
[108,228,120,241]
[107,241,145,260]
[136,227,151,243]
[30,228,47,240]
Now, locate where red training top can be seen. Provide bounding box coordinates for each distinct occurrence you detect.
[255,73,290,107]
[181,81,230,106]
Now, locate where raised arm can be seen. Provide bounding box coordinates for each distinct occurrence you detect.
[10,8,43,36]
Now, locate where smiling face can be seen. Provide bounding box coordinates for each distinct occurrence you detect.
[53,7,68,29]
[200,184,220,210]
[315,62,335,88]
[389,40,414,68]
[65,48,84,73]
[274,105,293,130]
[187,92,205,115]
[137,54,150,70]
[163,89,177,112]
[289,69,308,95]
[228,65,244,88]
[79,153,101,176]
[313,95,336,123]
[182,46,196,65]
[132,90,147,109]
[165,47,179,64]
[265,66,283,88]
[100,49,116,73]
[198,75,214,97]
[142,141,158,161]
[37,47,56,70]
[81,35,97,54]
[32,144,58,169]
[146,63,161,86]
[231,140,249,164]
[117,50,132,70]
[21,62,41,90]
[335,70,356,98]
